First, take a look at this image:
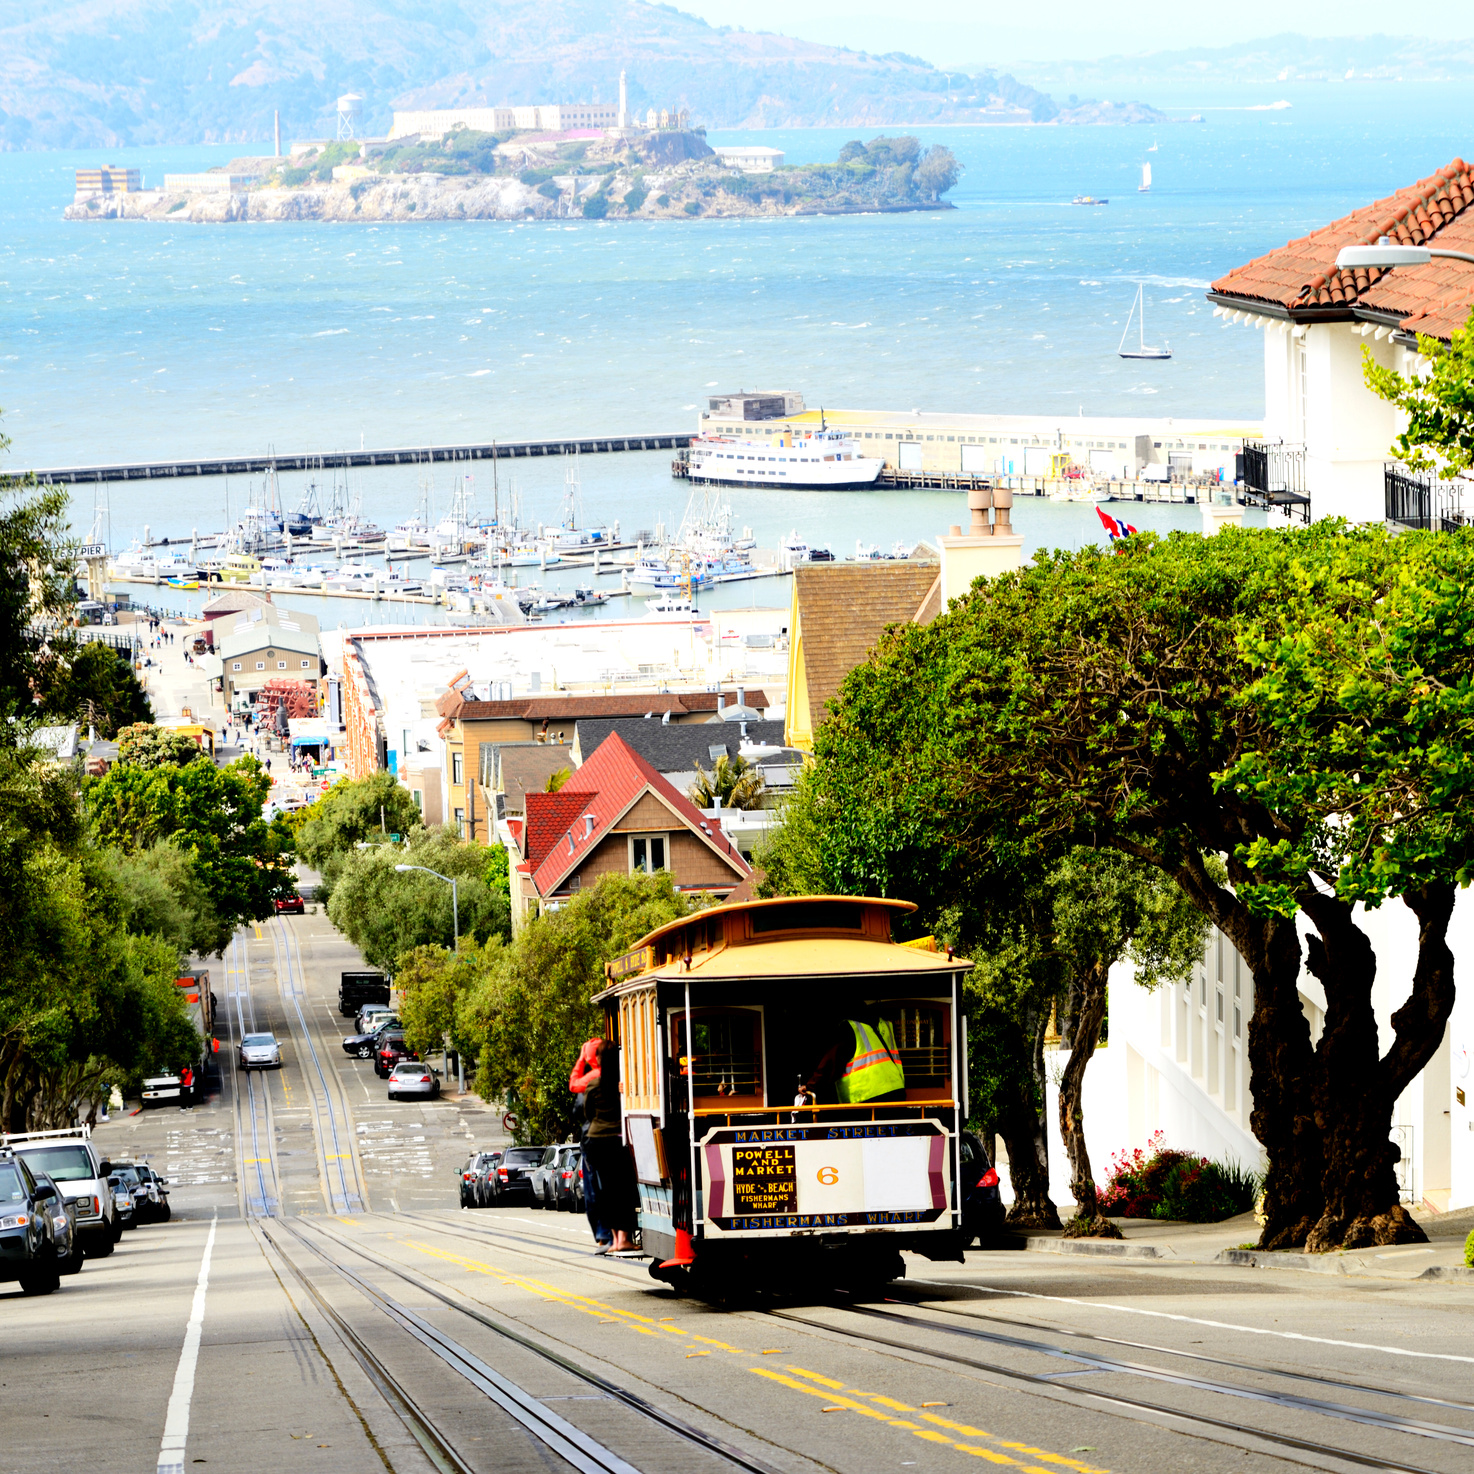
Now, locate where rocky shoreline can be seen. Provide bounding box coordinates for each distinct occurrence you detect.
[64,172,955,224]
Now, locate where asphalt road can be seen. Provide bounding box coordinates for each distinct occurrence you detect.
[5,914,1473,1474]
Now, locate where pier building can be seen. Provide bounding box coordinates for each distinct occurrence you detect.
[213,611,323,713]
[698,402,1259,485]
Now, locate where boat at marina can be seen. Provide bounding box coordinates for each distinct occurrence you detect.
[109,543,201,581]
[645,591,698,615]
[1118,283,1172,361]
[683,428,883,490]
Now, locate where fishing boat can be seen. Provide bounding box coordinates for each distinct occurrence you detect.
[1072,195,1108,206]
[1118,283,1172,361]
[1139,162,1152,193]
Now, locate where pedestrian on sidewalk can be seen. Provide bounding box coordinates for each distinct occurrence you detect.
[570,1037,637,1255]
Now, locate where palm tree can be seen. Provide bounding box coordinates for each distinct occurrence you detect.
[544,767,571,793]
[688,753,765,811]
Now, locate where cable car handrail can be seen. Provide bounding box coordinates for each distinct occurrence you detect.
[691,1099,954,1123]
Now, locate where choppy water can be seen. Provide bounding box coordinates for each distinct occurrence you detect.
[0,81,1464,621]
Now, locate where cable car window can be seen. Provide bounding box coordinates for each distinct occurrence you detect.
[883,1004,948,1087]
[672,1010,763,1099]
[750,901,862,934]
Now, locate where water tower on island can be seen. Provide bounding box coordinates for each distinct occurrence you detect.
[337,93,363,140]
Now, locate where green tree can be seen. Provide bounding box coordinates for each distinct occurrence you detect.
[41,640,152,738]
[292,771,422,872]
[915,144,961,199]
[87,752,293,929]
[101,841,233,959]
[688,752,765,811]
[327,829,511,973]
[0,417,77,727]
[1363,305,1474,477]
[395,941,501,1061]
[837,139,868,164]
[468,872,692,1143]
[117,722,206,769]
[808,521,1474,1251]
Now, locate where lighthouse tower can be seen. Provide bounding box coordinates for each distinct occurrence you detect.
[617,69,629,129]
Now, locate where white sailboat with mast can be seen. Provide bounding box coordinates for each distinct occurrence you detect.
[1139,162,1152,192]
[1118,283,1172,361]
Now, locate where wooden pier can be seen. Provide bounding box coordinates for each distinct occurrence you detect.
[28,432,694,486]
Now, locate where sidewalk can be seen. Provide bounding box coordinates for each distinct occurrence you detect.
[1011,1206,1474,1283]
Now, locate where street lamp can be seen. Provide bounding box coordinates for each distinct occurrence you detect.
[1335,237,1474,270]
[395,863,459,949]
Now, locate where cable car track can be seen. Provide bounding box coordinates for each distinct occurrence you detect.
[267,1216,789,1474]
[225,932,279,1217]
[390,1210,1471,1474]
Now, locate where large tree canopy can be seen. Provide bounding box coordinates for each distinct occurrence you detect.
[1363,306,1474,478]
[794,521,1474,1251]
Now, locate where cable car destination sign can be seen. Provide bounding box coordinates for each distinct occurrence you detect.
[699,1120,950,1235]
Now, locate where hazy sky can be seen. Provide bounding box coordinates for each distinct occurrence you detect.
[674,1,1474,67]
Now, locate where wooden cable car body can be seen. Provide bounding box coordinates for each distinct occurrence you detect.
[594,895,972,1286]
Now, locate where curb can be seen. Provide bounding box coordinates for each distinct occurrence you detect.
[1216,1248,1350,1275]
[1024,1236,1166,1259]
[1418,1264,1474,1281]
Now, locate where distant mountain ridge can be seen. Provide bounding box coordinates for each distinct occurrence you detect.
[0,0,1164,150]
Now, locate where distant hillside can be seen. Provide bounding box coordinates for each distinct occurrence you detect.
[1016,31,1474,90]
[0,0,1165,150]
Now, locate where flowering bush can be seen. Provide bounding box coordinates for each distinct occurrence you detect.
[1097,1132,1259,1222]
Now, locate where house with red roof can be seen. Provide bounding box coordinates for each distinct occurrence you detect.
[509,732,752,931]
[1208,157,1474,528]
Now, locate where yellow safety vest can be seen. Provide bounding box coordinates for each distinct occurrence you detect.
[836,1019,905,1103]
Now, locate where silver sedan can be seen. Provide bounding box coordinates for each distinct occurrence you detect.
[239,1032,282,1070]
[386,1061,440,1101]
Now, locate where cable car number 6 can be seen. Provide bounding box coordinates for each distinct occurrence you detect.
[816,1166,839,1186]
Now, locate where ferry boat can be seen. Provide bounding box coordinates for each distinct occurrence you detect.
[685,429,883,490]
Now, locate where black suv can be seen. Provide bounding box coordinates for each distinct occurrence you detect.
[493,1146,547,1204]
[0,1150,65,1296]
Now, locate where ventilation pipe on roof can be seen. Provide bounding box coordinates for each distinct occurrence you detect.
[584,814,595,837]
[662,710,671,725]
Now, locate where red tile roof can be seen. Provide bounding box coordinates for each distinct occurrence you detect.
[1209,157,1474,341]
[528,732,749,897]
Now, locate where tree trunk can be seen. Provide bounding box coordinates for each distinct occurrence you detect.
[1002,1008,1061,1229]
[1300,885,1454,1250]
[1058,959,1109,1219]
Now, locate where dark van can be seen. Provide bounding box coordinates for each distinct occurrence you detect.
[339,971,390,1017]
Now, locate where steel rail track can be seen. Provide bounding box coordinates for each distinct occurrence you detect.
[398,1212,1469,1474]
[256,1220,477,1474]
[226,932,278,1217]
[768,1305,1459,1474]
[291,1217,788,1474]
[269,918,364,1212]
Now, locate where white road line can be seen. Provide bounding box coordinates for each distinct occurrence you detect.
[156,1214,219,1474]
[912,1279,1474,1366]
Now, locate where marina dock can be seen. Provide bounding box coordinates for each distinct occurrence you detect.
[29,432,693,485]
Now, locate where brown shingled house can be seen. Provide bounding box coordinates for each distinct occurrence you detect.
[783,556,940,752]
[1207,157,1474,528]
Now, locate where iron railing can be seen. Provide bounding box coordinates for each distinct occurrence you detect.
[1385,464,1468,532]
[1239,440,1310,524]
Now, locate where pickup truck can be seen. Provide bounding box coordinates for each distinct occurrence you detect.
[3,1125,118,1258]
[339,970,390,1017]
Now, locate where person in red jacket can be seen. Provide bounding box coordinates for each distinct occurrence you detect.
[570,1038,638,1255]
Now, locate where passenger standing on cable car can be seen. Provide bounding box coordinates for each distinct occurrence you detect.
[569,1040,612,1253]
[572,1037,639,1255]
[801,1008,906,1105]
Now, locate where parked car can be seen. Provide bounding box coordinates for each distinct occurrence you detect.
[551,1145,583,1212]
[3,1127,117,1257]
[960,1131,1006,1247]
[136,1165,171,1224]
[528,1146,563,1208]
[0,1150,65,1296]
[493,1146,546,1204]
[107,1163,151,1228]
[374,1033,414,1077]
[458,1154,480,1208]
[32,1170,82,1277]
[107,1174,135,1233]
[239,1032,282,1071]
[356,1003,397,1034]
[474,1152,502,1207]
[274,894,306,915]
[342,1017,402,1059]
[386,1061,439,1102]
[143,1060,201,1107]
[339,970,390,1017]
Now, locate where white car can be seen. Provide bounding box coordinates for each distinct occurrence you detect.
[239,1033,282,1070]
[386,1061,440,1102]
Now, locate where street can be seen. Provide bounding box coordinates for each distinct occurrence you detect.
[5,912,1472,1474]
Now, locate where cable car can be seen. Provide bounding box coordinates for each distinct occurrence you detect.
[593,894,973,1289]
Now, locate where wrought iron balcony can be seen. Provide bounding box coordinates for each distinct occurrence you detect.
[1239,440,1310,524]
[1384,464,1468,532]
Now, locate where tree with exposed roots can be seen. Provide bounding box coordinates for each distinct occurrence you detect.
[788,521,1474,1252]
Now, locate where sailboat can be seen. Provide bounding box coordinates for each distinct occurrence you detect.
[1118,283,1172,361]
[1139,162,1152,193]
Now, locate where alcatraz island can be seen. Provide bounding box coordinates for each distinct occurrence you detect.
[66,95,961,225]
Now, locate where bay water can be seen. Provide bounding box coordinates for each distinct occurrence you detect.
[0,81,1464,623]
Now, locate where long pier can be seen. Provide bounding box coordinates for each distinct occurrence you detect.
[28,432,693,486]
